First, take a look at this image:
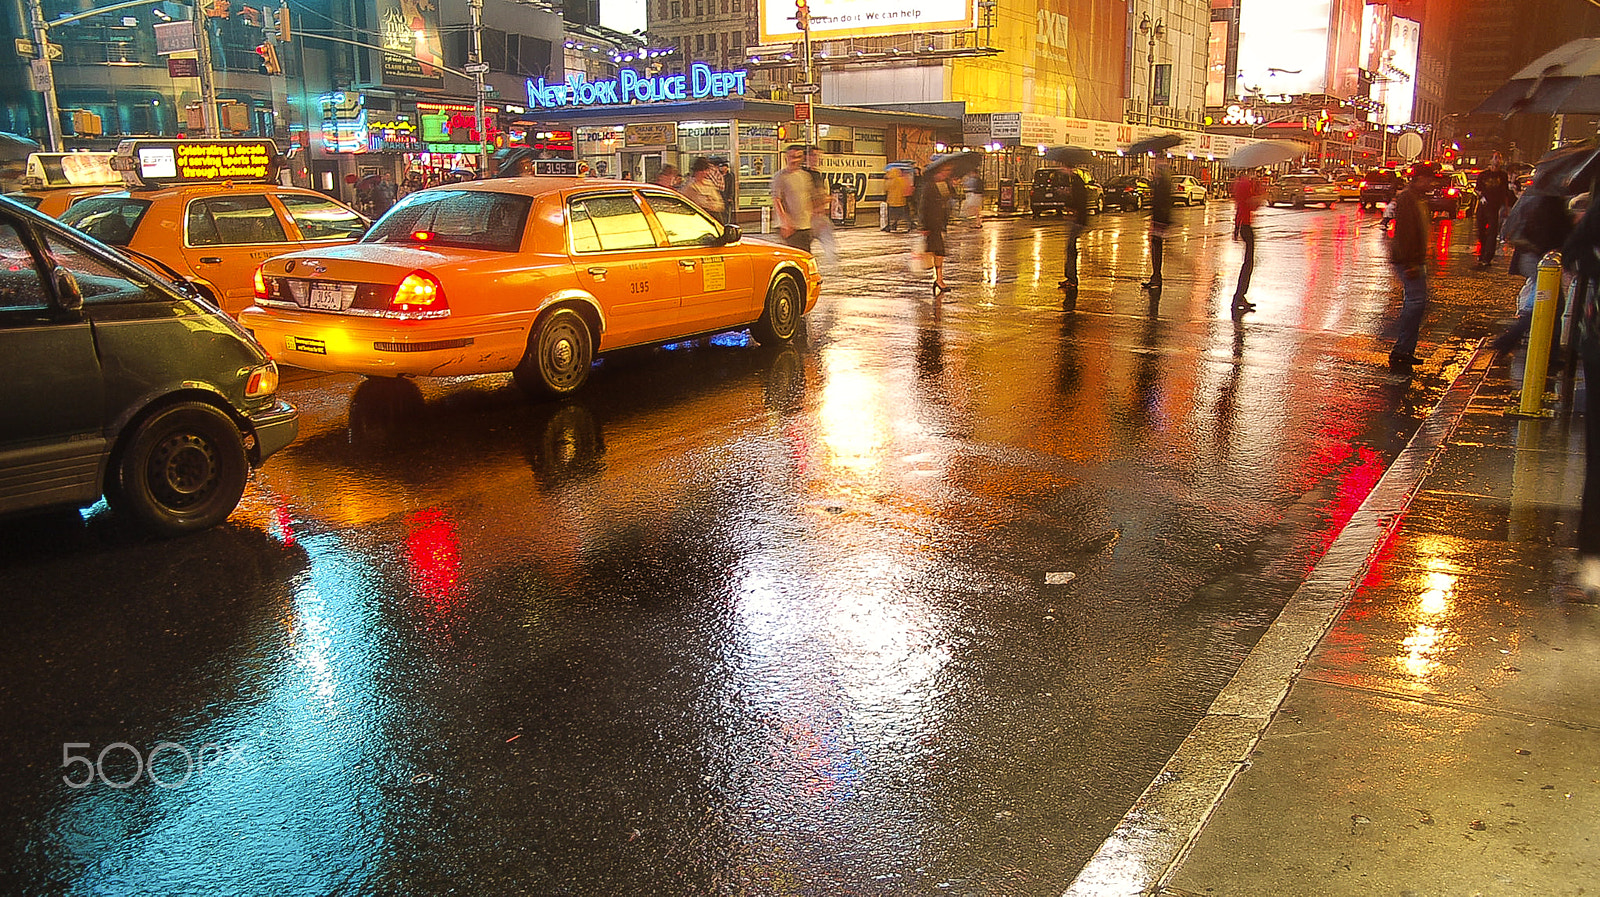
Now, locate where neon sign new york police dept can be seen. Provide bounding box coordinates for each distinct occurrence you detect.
[526,62,748,109]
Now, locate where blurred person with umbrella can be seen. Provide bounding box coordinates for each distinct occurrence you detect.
[1046,147,1097,303]
[1229,168,1265,312]
[1223,141,1302,312]
[805,145,837,266]
[918,162,960,296]
[1143,157,1175,293]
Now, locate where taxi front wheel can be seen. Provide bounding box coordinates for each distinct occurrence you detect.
[110,402,250,535]
[752,275,802,346]
[515,308,594,398]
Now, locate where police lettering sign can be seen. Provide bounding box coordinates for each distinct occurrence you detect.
[112,139,283,188]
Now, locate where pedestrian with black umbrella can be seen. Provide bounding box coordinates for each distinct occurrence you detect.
[1143,158,1174,293]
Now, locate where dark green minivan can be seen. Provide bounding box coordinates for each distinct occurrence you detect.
[0,195,297,534]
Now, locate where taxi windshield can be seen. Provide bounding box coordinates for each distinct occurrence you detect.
[59,197,151,247]
[365,190,531,252]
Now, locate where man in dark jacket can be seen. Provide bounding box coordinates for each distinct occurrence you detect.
[1059,168,1090,301]
[1143,160,1174,292]
[1474,153,1514,268]
[1387,168,1434,375]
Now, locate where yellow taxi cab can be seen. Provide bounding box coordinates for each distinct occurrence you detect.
[57,138,367,316]
[5,152,123,218]
[239,168,821,397]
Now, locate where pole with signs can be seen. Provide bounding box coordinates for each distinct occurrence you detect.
[795,0,814,144]
[26,0,62,150]
[470,0,488,174]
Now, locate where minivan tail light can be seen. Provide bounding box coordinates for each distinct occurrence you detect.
[390,270,448,315]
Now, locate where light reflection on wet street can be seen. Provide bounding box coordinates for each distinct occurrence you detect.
[1,202,1512,894]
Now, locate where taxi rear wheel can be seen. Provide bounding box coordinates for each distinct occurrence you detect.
[752,275,802,346]
[110,402,250,535]
[515,308,594,398]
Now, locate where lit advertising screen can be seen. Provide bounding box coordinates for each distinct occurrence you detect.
[759,0,975,44]
[1207,19,1230,107]
[1236,0,1331,98]
[378,0,445,89]
[1382,17,1419,126]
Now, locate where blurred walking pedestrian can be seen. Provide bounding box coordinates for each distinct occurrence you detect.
[919,165,955,297]
[772,145,814,253]
[1491,188,1575,353]
[961,170,984,227]
[883,166,911,233]
[653,164,682,189]
[1058,167,1090,303]
[716,157,736,225]
[805,145,837,266]
[686,157,725,217]
[1475,154,1514,269]
[1386,166,1434,376]
[1564,199,1600,592]
[1230,169,1265,312]
[1143,159,1174,293]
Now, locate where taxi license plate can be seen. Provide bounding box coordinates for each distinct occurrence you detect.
[309,283,355,311]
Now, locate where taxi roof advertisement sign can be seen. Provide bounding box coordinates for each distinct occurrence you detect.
[112,139,282,188]
[759,0,975,43]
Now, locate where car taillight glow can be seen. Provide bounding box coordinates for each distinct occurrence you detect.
[391,270,447,315]
[245,361,279,398]
[1360,181,1369,189]
[253,266,268,300]
[411,231,436,242]
[1445,187,1459,197]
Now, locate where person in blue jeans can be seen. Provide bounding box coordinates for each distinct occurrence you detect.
[1387,168,1434,376]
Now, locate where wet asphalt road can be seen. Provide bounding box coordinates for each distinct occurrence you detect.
[1,201,1517,895]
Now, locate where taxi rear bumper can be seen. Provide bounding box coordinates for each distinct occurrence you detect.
[239,306,530,377]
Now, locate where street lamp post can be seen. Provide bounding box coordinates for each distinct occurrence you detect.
[1139,13,1165,126]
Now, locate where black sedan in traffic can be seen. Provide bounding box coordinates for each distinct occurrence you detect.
[1103,175,1154,211]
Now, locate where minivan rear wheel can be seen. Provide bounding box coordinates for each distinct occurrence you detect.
[110,401,249,535]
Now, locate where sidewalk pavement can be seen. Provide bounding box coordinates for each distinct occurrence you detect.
[1067,343,1600,896]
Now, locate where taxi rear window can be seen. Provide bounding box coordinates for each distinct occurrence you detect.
[365,190,530,252]
[59,197,151,247]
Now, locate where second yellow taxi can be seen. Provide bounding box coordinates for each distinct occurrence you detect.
[239,175,822,397]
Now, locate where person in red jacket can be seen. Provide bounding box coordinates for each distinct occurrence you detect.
[1387,167,1435,376]
[1230,170,1264,312]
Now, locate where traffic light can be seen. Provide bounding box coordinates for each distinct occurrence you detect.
[1346,129,1356,140]
[794,0,810,31]
[276,6,290,41]
[255,42,281,75]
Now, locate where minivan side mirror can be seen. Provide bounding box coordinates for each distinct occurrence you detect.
[52,266,83,313]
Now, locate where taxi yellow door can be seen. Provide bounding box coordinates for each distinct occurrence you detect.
[180,193,295,315]
[566,191,682,348]
[640,191,755,334]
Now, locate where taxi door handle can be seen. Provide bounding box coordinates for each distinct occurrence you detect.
[198,257,223,265]
[679,260,696,269]
[587,267,607,276]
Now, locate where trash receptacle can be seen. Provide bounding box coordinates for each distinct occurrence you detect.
[830,184,857,226]
[998,178,1018,214]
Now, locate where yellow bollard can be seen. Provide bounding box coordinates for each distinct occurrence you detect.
[1517,251,1564,416]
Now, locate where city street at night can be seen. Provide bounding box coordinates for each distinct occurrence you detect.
[7,201,1592,895]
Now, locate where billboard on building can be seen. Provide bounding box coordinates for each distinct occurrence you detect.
[1381,17,1419,126]
[378,0,446,89]
[759,0,975,44]
[1236,0,1331,98]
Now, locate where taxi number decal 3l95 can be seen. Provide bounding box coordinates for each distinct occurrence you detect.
[629,280,650,294]
[309,283,355,310]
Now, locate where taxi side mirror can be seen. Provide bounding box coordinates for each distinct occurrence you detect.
[719,224,742,245]
[52,266,83,313]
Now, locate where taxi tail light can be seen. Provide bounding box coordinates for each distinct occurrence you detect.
[245,361,280,398]
[391,270,448,314]
[253,265,269,301]
[1445,187,1459,197]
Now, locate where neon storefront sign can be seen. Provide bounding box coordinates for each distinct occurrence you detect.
[526,62,748,109]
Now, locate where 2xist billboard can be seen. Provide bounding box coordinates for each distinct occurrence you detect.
[759,0,976,44]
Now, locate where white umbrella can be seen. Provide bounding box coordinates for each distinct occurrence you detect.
[1226,140,1308,169]
[1474,37,1600,116]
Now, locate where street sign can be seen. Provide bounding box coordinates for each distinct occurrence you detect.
[463,62,490,74]
[167,57,200,78]
[154,20,197,55]
[791,83,820,95]
[794,103,811,122]
[1397,132,1423,160]
[14,38,62,61]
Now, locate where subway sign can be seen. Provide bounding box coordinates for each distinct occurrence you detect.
[526,62,747,110]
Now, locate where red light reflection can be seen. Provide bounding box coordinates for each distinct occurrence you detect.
[406,508,462,614]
